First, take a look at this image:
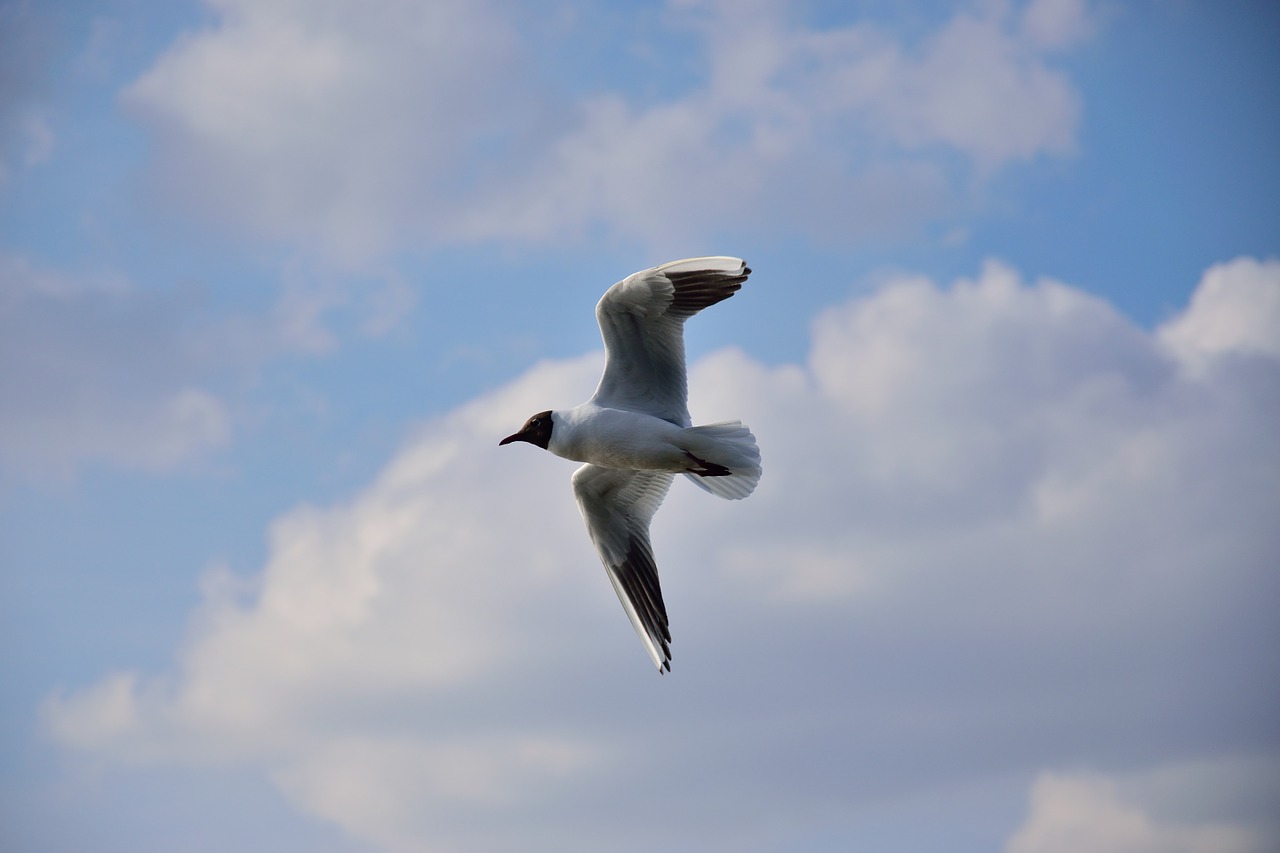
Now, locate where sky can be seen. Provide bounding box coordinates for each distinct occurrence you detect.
[1,0,1278,850]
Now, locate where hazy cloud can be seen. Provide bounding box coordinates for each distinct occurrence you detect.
[1006,764,1275,853]
[46,257,1280,850]
[0,254,231,481]
[1020,0,1094,50]
[0,0,58,184]
[0,249,426,482]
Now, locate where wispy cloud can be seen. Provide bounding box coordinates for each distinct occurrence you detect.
[0,252,416,483]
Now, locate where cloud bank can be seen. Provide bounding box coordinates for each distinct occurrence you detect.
[46,257,1280,850]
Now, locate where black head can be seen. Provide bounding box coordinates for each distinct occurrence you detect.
[499,410,554,449]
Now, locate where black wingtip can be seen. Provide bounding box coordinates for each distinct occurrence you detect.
[666,266,749,315]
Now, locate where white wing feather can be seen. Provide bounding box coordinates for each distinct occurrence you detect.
[571,464,675,671]
[589,257,749,426]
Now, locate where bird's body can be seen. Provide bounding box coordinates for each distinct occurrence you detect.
[549,405,742,476]
[549,405,689,470]
[500,257,761,672]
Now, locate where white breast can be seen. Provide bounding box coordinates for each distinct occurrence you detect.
[550,405,689,471]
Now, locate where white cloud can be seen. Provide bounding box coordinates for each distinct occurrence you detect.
[45,257,1280,850]
[1006,765,1274,853]
[124,0,1090,256]
[1159,256,1280,370]
[467,0,1087,241]
[124,0,534,261]
[863,5,1080,167]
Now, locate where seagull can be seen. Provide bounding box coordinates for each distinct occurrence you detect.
[500,257,762,672]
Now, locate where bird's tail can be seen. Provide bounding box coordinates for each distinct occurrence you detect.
[681,421,762,500]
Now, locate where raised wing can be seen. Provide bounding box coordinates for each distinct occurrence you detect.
[589,257,749,426]
[571,464,676,672]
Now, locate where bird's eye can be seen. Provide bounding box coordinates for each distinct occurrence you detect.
[530,418,541,427]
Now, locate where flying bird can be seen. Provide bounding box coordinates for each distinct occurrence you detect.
[500,257,762,672]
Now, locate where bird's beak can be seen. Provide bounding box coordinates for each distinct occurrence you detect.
[498,431,525,446]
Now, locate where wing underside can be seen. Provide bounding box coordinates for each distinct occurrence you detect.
[571,464,675,671]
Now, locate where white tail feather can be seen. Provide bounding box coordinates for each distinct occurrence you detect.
[681,421,761,500]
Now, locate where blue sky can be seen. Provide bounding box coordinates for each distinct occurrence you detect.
[2,1,1279,850]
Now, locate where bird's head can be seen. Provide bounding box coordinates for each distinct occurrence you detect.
[499,410,554,449]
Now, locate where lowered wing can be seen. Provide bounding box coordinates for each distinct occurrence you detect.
[571,464,676,672]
